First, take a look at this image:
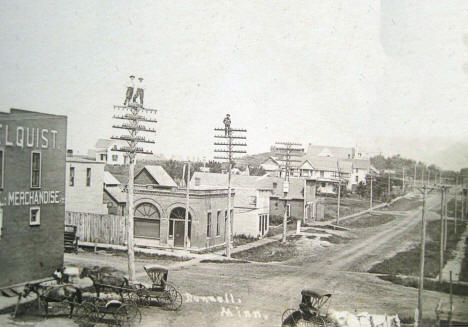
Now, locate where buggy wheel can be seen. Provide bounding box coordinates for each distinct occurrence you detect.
[162,283,182,311]
[76,301,99,323]
[282,309,303,327]
[114,301,141,327]
[135,284,151,306]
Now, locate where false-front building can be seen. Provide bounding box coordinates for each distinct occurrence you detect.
[0,109,67,288]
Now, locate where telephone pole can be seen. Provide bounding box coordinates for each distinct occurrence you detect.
[336,161,343,225]
[112,93,157,281]
[183,161,191,249]
[369,175,374,214]
[274,142,303,243]
[414,184,435,325]
[414,163,417,189]
[214,118,247,258]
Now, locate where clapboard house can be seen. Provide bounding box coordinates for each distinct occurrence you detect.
[0,109,67,288]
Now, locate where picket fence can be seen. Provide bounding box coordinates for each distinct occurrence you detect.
[65,211,127,246]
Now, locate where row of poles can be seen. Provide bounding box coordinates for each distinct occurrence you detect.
[114,98,248,280]
[416,183,467,325]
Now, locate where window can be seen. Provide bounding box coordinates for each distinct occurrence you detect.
[286,204,291,218]
[248,196,257,206]
[30,207,40,226]
[321,182,326,188]
[273,182,277,189]
[86,168,91,186]
[31,152,41,188]
[69,167,75,186]
[355,176,359,182]
[207,212,212,238]
[112,155,118,162]
[320,171,324,177]
[100,154,106,161]
[195,178,201,186]
[0,149,3,189]
[216,210,221,236]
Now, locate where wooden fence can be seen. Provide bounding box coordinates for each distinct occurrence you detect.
[65,212,127,246]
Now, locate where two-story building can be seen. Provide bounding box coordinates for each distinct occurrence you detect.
[0,109,67,288]
[65,153,108,214]
[298,156,352,194]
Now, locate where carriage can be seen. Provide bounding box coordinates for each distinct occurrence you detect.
[282,289,333,327]
[77,298,141,327]
[133,265,183,311]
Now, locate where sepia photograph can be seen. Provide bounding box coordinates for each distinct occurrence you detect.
[0,1,467,326]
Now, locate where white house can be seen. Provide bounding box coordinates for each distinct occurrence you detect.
[190,172,273,238]
[89,138,161,165]
[89,139,128,165]
[298,156,352,194]
[260,157,281,177]
[65,155,108,214]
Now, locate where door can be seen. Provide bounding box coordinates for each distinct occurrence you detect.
[174,221,185,247]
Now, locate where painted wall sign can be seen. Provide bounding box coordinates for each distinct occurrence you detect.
[0,124,59,149]
[0,190,63,207]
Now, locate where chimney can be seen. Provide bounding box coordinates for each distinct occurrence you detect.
[66,149,73,157]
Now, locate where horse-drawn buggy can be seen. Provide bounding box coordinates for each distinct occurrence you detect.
[77,298,141,327]
[282,289,334,327]
[133,265,183,311]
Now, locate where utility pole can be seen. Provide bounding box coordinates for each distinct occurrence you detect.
[183,161,191,249]
[387,172,391,201]
[402,168,406,193]
[336,161,342,225]
[112,89,157,281]
[439,186,446,283]
[214,117,247,258]
[274,142,303,242]
[369,175,373,214]
[414,163,417,189]
[444,189,448,251]
[415,184,433,325]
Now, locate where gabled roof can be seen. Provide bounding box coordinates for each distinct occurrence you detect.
[348,158,371,170]
[104,171,121,186]
[95,139,114,150]
[306,144,354,159]
[136,165,177,187]
[298,155,353,174]
[260,156,280,165]
[104,186,126,203]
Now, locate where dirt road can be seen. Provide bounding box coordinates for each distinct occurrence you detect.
[132,191,466,327]
[8,192,466,327]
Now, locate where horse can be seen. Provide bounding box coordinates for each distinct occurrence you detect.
[330,311,401,327]
[22,283,82,318]
[79,267,129,300]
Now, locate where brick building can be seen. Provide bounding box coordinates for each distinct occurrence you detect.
[104,166,234,250]
[0,109,67,288]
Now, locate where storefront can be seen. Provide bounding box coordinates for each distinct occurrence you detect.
[0,109,67,288]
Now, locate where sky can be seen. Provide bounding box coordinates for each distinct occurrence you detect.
[0,1,467,169]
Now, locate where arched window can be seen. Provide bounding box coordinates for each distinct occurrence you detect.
[169,207,192,247]
[134,203,161,239]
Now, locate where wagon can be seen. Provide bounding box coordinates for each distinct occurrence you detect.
[134,265,183,311]
[282,289,333,327]
[77,298,141,327]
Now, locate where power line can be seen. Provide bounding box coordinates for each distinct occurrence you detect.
[213,116,247,258]
[112,87,157,281]
[274,142,304,243]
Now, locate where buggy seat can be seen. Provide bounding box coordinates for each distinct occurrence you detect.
[299,289,331,316]
[144,265,169,291]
